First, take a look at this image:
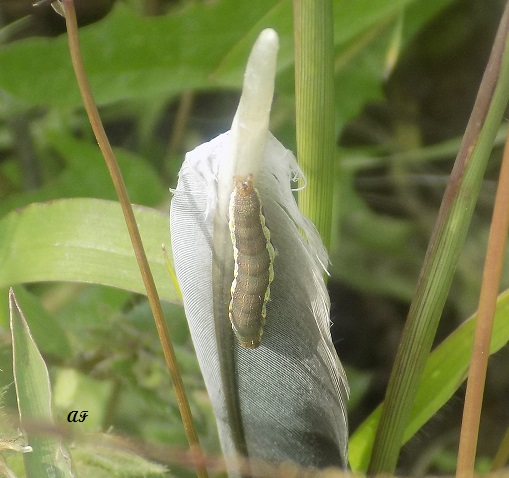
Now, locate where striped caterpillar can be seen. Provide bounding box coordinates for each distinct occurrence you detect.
[228,174,275,348]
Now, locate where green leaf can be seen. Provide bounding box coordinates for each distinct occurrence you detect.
[0,0,455,119]
[0,286,72,359]
[9,289,75,477]
[0,1,284,108]
[349,289,509,471]
[0,199,177,303]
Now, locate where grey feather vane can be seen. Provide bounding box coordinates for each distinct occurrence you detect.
[170,29,349,476]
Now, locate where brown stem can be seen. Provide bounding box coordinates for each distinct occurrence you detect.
[60,1,208,476]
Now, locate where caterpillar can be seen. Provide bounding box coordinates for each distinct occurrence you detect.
[228,174,275,348]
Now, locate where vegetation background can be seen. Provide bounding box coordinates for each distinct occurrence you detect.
[0,0,508,476]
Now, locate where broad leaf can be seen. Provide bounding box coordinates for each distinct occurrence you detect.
[0,199,176,303]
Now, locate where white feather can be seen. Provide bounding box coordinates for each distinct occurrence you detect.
[170,29,348,476]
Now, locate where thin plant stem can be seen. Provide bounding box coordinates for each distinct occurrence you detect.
[60,1,207,476]
[368,2,509,473]
[456,125,509,478]
[293,0,335,251]
[166,91,194,162]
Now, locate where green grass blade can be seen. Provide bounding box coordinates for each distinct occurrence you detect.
[293,0,335,249]
[9,289,75,478]
[367,5,509,473]
[350,289,509,471]
[0,199,176,302]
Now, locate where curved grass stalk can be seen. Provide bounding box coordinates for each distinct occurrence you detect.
[368,3,509,473]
